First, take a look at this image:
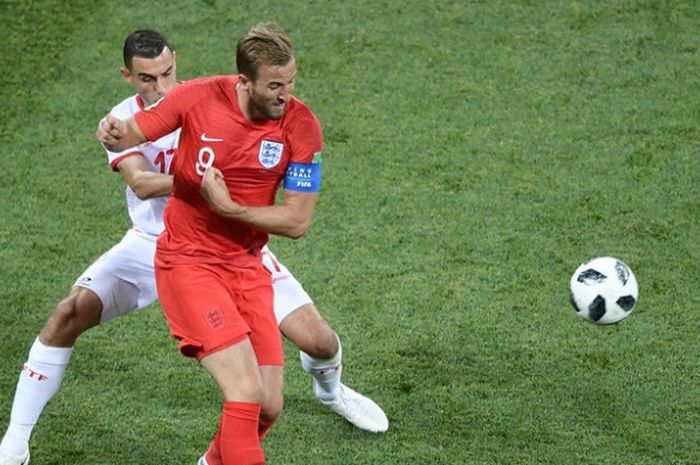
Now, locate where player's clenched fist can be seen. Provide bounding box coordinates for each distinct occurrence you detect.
[96,114,127,151]
[200,166,243,218]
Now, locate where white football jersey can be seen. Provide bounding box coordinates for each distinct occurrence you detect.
[105,95,180,236]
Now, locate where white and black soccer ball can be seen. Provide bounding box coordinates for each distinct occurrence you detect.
[569,257,639,324]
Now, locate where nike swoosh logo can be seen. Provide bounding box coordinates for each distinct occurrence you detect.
[200,133,224,142]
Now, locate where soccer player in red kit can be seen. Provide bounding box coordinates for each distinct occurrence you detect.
[98,23,320,465]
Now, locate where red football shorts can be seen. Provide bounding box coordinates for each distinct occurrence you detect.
[154,255,283,365]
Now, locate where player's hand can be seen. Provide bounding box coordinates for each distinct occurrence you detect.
[96,114,127,151]
[200,166,243,217]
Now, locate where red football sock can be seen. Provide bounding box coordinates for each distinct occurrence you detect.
[204,430,223,465]
[220,401,265,465]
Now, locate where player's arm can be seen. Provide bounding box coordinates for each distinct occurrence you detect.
[116,155,173,199]
[96,114,147,152]
[201,167,317,239]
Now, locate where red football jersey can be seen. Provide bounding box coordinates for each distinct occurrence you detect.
[134,75,323,263]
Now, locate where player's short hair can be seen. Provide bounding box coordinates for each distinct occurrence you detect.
[123,29,173,70]
[236,22,294,82]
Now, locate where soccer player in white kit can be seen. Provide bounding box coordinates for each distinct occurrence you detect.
[0,29,387,465]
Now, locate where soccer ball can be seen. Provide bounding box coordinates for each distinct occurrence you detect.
[569,257,639,324]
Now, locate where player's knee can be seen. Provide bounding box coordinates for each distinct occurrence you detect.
[302,329,339,360]
[222,374,266,404]
[57,291,101,326]
[260,392,284,423]
[41,289,102,344]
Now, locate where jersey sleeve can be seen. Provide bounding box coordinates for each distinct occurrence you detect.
[287,107,323,164]
[106,148,145,172]
[134,81,200,142]
[283,106,323,192]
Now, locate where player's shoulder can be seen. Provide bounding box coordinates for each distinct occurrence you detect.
[288,95,314,115]
[177,75,235,93]
[110,94,142,119]
[168,75,235,106]
[286,97,321,129]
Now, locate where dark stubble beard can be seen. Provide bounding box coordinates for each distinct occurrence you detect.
[249,91,285,121]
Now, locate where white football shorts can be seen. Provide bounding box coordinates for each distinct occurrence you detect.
[261,246,314,324]
[74,228,159,323]
[74,230,312,325]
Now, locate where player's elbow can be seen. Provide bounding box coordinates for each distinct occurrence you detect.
[130,181,158,200]
[128,173,171,200]
[130,184,151,200]
[285,218,311,240]
[285,226,307,240]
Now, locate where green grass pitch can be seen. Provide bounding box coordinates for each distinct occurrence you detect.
[0,1,698,464]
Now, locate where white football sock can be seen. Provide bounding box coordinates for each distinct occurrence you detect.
[0,338,73,455]
[299,334,342,402]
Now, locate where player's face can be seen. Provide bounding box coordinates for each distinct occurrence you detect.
[121,47,177,107]
[245,58,296,121]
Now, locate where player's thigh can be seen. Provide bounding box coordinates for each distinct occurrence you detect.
[200,337,263,402]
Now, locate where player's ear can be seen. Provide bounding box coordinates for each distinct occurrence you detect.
[120,67,132,82]
[238,73,251,90]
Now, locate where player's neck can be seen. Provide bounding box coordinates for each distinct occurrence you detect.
[235,82,251,120]
[235,82,261,122]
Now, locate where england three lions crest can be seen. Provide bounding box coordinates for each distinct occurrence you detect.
[258,140,284,169]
